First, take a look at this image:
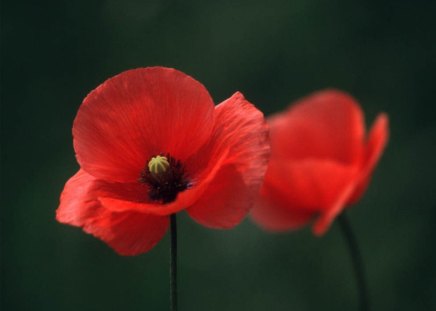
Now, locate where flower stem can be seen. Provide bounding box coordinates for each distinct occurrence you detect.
[170,214,178,311]
[338,213,370,311]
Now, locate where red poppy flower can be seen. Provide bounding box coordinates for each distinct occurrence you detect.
[251,89,389,235]
[56,67,270,255]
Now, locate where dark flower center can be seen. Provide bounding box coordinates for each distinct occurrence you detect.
[139,154,189,203]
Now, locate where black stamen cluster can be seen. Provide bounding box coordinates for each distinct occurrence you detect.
[139,155,189,203]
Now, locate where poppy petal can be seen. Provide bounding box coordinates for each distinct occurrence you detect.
[99,187,200,216]
[348,113,389,205]
[270,89,365,164]
[186,92,270,192]
[252,159,359,234]
[251,187,314,231]
[57,170,102,226]
[269,159,358,211]
[57,170,151,221]
[186,165,250,229]
[312,181,357,235]
[57,170,169,255]
[216,92,270,191]
[83,209,169,256]
[73,67,214,183]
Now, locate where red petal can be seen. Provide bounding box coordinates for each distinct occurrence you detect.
[185,92,270,193]
[252,159,359,234]
[251,185,314,231]
[347,113,389,205]
[57,170,102,226]
[184,93,269,228]
[56,170,168,255]
[270,159,358,211]
[270,89,365,164]
[312,182,357,235]
[73,67,214,182]
[186,165,251,229]
[83,209,169,256]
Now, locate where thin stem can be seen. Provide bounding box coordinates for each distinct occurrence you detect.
[170,214,178,311]
[338,213,370,311]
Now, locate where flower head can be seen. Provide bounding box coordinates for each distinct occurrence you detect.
[251,89,389,235]
[57,67,270,255]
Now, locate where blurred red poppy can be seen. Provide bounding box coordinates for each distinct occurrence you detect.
[56,67,269,255]
[251,90,389,235]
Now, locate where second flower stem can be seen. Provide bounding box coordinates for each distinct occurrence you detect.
[338,213,370,311]
[170,214,178,311]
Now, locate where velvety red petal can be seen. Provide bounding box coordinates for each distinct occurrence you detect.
[83,209,169,256]
[57,170,151,225]
[56,170,168,255]
[347,113,389,205]
[270,89,365,164]
[185,92,270,194]
[99,186,202,216]
[181,93,269,227]
[73,67,214,183]
[186,165,251,229]
[57,170,102,226]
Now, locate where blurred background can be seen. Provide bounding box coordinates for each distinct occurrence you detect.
[2,0,435,310]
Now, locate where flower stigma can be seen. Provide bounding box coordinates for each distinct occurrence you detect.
[148,155,170,178]
[140,154,189,204]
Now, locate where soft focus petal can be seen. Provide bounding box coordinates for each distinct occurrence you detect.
[347,113,389,205]
[252,159,359,234]
[56,170,168,255]
[73,67,214,182]
[312,182,357,235]
[251,186,314,232]
[270,89,365,164]
[187,165,251,229]
[267,159,358,211]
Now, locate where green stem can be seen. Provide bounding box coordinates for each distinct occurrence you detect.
[170,214,178,311]
[338,213,370,311]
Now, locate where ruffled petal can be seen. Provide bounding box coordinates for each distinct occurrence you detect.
[73,67,214,183]
[99,187,202,216]
[182,93,269,227]
[270,89,365,164]
[57,170,102,226]
[56,170,168,255]
[348,113,389,205]
[185,92,270,193]
[186,165,251,229]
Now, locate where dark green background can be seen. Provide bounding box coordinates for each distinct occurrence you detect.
[2,0,435,310]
